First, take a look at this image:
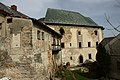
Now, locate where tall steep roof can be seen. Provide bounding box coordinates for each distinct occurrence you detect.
[43,8,102,28]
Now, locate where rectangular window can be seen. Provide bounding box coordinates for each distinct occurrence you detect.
[70,43,72,47]
[42,32,44,40]
[61,43,64,48]
[37,30,40,40]
[79,42,81,48]
[96,42,98,46]
[88,54,92,59]
[53,38,56,44]
[94,31,98,35]
[0,23,2,28]
[88,42,91,47]
[57,39,59,45]
[78,31,81,35]
[7,18,12,23]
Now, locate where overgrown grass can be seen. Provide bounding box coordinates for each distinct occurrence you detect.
[55,69,90,80]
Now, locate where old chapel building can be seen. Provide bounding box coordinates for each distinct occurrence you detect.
[40,8,104,66]
[0,3,61,80]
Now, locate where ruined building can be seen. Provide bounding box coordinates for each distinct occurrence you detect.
[40,8,104,66]
[0,3,61,80]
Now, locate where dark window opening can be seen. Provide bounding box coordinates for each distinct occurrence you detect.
[88,54,92,59]
[78,31,81,35]
[79,42,81,48]
[88,42,91,47]
[96,42,98,46]
[94,31,98,35]
[57,39,59,45]
[0,23,2,29]
[37,30,40,40]
[70,56,72,60]
[7,18,12,23]
[59,27,65,35]
[70,43,72,47]
[53,38,56,45]
[61,43,64,48]
[42,32,44,40]
[79,55,83,63]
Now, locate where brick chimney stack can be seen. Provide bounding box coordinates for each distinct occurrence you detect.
[11,5,17,11]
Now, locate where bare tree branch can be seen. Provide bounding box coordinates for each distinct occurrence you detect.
[105,14,120,32]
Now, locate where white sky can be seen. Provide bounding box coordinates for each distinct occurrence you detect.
[0,0,120,37]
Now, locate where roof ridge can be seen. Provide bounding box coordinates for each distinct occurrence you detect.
[47,8,81,15]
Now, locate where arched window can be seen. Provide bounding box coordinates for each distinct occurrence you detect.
[59,27,65,35]
[79,55,83,63]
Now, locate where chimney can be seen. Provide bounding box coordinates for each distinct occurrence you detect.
[11,5,17,11]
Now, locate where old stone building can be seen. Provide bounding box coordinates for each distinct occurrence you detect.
[0,3,61,80]
[40,8,104,66]
[99,33,120,79]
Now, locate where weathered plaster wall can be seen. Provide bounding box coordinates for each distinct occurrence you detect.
[0,17,57,80]
[47,25,103,66]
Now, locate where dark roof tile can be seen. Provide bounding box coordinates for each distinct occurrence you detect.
[43,8,100,27]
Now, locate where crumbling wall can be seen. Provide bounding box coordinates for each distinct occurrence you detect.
[0,17,51,80]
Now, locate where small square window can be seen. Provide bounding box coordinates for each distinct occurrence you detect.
[7,18,12,23]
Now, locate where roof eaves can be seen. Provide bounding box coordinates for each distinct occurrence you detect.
[31,18,62,37]
[44,22,104,30]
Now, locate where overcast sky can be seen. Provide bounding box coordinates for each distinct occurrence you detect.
[1,0,120,37]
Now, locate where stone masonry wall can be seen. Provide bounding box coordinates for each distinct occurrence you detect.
[0,17,52,80]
